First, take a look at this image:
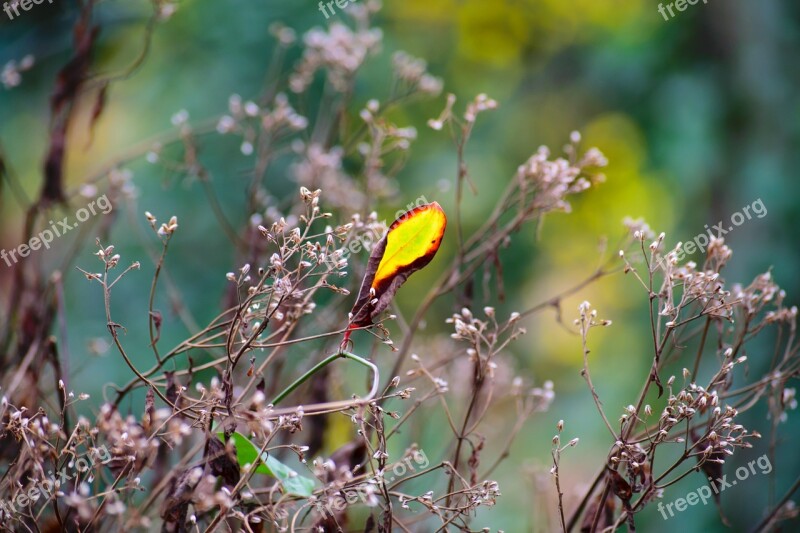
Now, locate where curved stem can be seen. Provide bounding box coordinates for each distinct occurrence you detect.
[148,238,170,364]
[270,350,379,406]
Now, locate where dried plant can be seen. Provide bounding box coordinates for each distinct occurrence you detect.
[564,226,800,532]
[0,3,796,533]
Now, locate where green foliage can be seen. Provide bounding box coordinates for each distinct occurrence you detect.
[219,431,316,497]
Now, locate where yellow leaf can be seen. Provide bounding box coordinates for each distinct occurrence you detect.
[349,202,447,328]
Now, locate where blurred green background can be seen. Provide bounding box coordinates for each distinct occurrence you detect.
[1,0,799,531]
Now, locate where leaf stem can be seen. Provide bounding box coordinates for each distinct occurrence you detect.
[270,350,379,406]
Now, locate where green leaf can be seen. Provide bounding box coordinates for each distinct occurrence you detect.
[262,453,317,497]
[218,430,270,475]
[218,431,316,497]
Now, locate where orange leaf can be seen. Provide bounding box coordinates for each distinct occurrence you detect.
[349,202,447,327]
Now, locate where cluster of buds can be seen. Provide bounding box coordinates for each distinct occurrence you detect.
[95,243,121,269]
[1,54,34,89]
[575,300,612,330]
[516,141,607,215]
[289,23,383,93]
[391,51,443,96]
